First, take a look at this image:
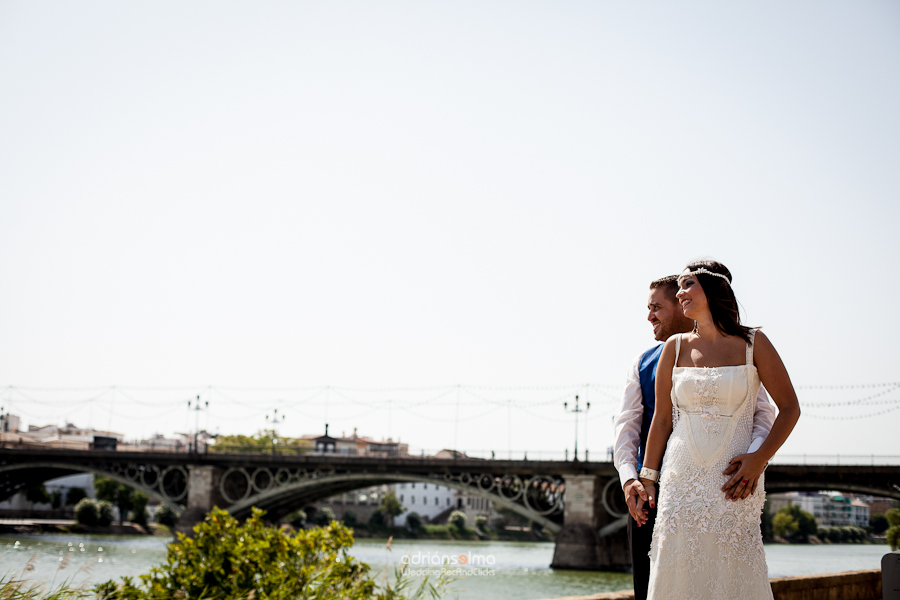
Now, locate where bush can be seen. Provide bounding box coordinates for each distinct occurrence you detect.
[343,509,358,527]
[75,498,99,526]
[887,508,900,550]
[369,508,386,527]
[313,506,336,527]
[97,500,115,526]
[406,511,422,532]
[474,515,489,532]
[91,507,453,600]
[154,504,179,528]
[448,510,466,531]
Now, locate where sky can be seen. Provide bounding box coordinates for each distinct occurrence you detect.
[1,1,898,459]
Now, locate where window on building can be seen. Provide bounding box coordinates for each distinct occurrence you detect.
[411,483,415,488]
[423,496,426,504]
[435,497,439,506]
[411,496,415,504]
[446,498,450,506]
[400,495,404,502]
[424,484,427,489]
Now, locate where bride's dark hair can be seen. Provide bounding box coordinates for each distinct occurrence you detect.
[683,259,754,344]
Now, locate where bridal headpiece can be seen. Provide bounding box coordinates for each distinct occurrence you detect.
[683,268,732,285]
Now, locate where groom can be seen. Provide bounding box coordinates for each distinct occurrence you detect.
[612,275,776,600]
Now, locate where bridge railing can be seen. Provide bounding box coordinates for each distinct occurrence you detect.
[768,454,900,466]
[406,448,575,461]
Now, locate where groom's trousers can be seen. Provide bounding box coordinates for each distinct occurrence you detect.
[626,504,657,600]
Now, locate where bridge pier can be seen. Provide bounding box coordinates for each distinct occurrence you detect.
[175,465,225,537]
[551,475,630,572]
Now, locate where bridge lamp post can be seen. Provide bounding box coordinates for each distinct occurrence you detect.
[563,395,589,462]
[265,409,286,455]
[187,395,209,453]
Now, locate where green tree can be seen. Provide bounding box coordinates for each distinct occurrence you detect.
[378,491,405,527]
[886,508,900,551]
[91,507,452,600]
[342,509,358,527]
[772,504,816,541]
[870,513,889,535]
[130,491,149,526]
[95,476,136,525]
[154,504,179,528]
[75,498,99,526]
[448,510,466,531]
[66,487,88,506]
[772,511,798,537]
[24,483,51,506]
[50,490,63,509]
[211,431,312,455]
[406,511,422,532]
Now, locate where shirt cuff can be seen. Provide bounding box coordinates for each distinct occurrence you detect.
[748,436,765,454]
[618,464,639,489]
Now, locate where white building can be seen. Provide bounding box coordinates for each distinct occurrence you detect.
[394,481,455,526]
[0,473,95,515]
[393,481,497,527]
[768,492,870,528]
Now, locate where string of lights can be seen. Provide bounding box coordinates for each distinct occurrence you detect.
[802,403,900,420]
[3,381,899,425]
[798,384,900,407]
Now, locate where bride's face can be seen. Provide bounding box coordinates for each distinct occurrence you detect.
[676,270,708,321]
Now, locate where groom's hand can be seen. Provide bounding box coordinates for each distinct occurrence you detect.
[623,478,650,526]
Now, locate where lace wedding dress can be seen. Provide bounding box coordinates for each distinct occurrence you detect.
[647,330,773,600]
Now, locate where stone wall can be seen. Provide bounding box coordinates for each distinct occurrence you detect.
[535,569,883,600]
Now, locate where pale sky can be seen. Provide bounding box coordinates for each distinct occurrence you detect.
[1,1,898,458]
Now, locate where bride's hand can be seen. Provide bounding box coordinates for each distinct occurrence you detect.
[721,452,767,501]
[639,479,657,510]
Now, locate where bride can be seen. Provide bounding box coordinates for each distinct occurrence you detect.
[638,259,801,600]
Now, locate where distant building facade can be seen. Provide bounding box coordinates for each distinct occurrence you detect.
[768,492,870,528]
[302,425,409,457]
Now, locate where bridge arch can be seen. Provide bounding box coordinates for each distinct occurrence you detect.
[226,472,564,533]
[0,461,186,513]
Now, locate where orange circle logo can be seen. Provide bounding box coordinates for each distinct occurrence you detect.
[458,555,468,564]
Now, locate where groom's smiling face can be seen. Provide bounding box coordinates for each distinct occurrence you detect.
[647,288,684,342]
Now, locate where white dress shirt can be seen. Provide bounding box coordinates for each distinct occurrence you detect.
[613,347,777,488]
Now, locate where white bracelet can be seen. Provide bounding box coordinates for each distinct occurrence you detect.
[639,467,660,483]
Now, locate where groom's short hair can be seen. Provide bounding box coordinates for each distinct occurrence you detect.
[650,275,679,302]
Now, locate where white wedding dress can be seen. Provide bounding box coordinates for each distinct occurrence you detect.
[647,330,773,600]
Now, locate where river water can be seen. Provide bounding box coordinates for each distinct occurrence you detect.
[0,534,891,599]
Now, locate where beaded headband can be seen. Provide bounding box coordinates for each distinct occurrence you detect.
[681,268,732,285]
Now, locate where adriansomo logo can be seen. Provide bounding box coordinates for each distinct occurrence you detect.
[400,551,496,566]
